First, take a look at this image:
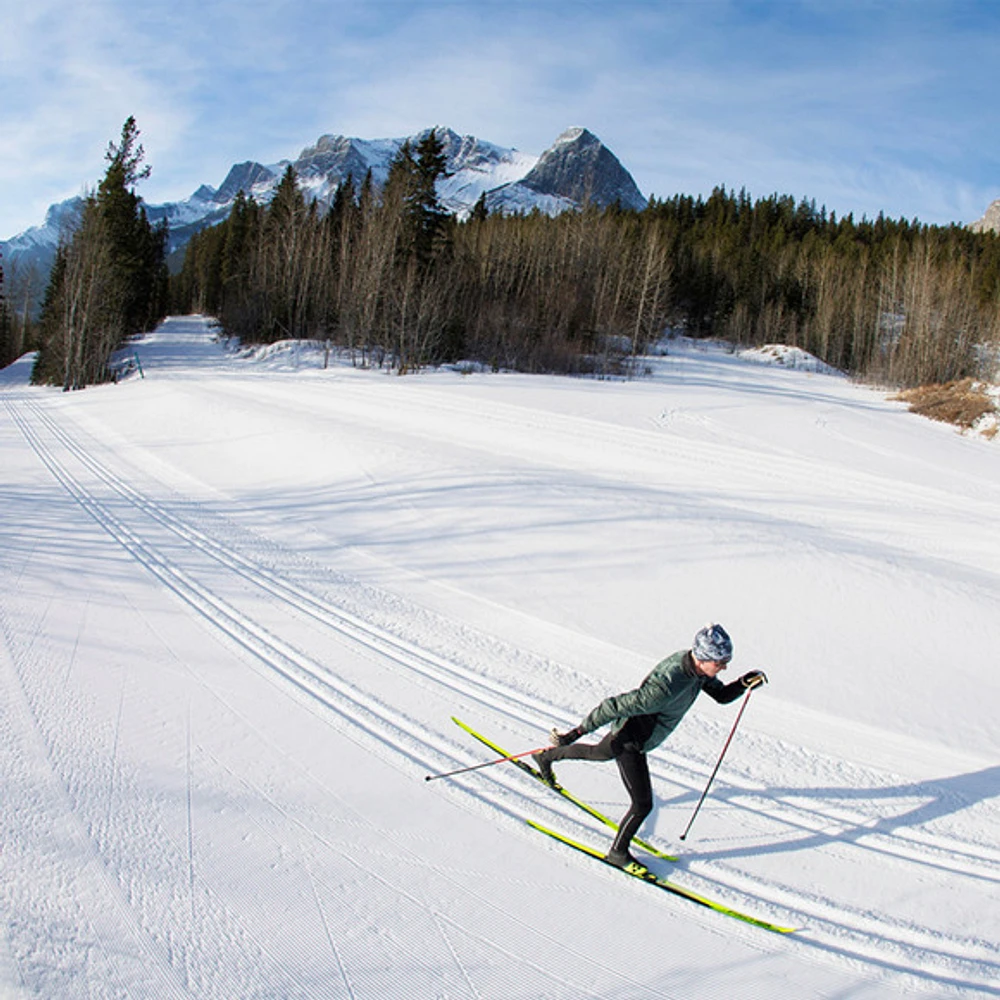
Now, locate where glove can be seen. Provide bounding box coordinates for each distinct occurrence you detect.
[550,726,584,746]
[740,670,768,689]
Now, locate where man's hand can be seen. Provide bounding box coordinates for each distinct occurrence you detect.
[739,670,768,689]
[550,726,584,746]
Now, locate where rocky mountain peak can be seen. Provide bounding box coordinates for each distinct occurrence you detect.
[553,126,595,146]
[517,127,646,211]
[213,162,278,204]
[970,198,1000,235]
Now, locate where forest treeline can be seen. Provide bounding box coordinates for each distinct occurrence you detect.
[0,252,11,367]
[0,250,44,371]
[24,118,169,388]
[173,136,1000,387]
[12,121,1000,388]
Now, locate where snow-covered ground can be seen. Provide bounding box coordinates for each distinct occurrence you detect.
[1,316,998,999]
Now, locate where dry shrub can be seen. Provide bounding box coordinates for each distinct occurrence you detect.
[894,378,998,437]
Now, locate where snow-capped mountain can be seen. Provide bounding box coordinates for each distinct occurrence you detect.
[1,127,646,279]
[488,127,646,216]
[0,197,85,286]
[286,129,544,219]
[153,125,644,248]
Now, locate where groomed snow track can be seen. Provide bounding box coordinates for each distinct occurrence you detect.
[1,320,998,998]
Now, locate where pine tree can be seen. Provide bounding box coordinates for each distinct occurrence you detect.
[33,117,166,387]
[470,192,489,223]
[98,117,164,333]
[410,129,451,269]
[0,250,12,367]
[221,191,256,299]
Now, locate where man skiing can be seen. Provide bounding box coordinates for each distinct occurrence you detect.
[534,623,766,870]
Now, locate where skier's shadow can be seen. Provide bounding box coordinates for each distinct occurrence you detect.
[663,764,1000,881]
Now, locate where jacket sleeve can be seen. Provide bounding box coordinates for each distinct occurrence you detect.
[579,675,669,734]
[701,676,744,705]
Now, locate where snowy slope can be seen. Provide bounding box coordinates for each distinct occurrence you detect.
[1,318,998,998]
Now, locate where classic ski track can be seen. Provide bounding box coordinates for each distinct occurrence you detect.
[724,784,1000,882]
[527,818,1000,996]
[470,734,1000,995]
[5,397,472,782]
[6,392,998,992]
[23,392,1000,882]
[6,395,603,993]
[18,395,559,723]
[645,748,1000,885]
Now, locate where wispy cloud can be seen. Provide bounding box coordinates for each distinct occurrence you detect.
[2,0,999,237]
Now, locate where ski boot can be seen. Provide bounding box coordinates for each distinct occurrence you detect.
[533,749,560,788]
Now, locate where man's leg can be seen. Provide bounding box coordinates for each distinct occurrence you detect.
[533,729,617,785]
[535,715,657,866]
[606,746,654,867]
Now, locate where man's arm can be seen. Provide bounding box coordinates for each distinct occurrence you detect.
[579,681,662,734]
[702,677,744,704]
[703,670,768,704]
[702,670,767,705]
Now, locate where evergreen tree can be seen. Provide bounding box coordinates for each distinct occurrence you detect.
[470,192,489,223]
[221,191,256,298]
[0,250,11,367]
[358,169,375,217]
[98,117,166,333]
[33,117,166,387]
[410,129,451,269]
[382,132,452,270]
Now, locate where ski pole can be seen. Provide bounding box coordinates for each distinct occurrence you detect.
[679,681,761,841]
[425,745,550,783]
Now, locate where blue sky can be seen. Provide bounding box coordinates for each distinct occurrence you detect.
[2,0,1000,239]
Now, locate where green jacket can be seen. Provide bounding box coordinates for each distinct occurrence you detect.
[579,649,744,752]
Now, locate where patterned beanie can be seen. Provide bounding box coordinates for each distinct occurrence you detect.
[692,623,733,663]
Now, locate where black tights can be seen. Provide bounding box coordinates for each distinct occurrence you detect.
[544,716,656,855]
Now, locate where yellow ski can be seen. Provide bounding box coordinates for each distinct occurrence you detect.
[528,818,796,934]
[452,716,677,862]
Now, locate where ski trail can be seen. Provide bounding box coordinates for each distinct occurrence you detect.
[4,388,999,995]
[433,913,484,1000]
[21,392,1000,877]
